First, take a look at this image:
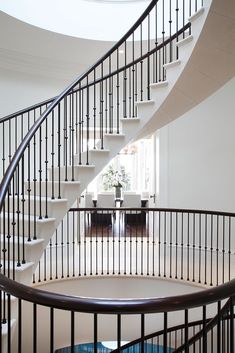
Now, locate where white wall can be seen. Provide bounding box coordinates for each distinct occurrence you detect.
[158,76,235,212]
[0,68,67,117]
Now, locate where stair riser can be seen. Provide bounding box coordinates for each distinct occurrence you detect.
[0,240,44,265]
[0,218,55,240]
[74,151,110,167]
[49,166,94,185]
[5,197,68,220]
[3,265,34,286]
[26,182,80,201]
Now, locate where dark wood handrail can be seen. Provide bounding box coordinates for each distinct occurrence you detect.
[69,207,235,218]
[0,274,235,314]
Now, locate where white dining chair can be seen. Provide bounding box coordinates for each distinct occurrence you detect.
[92,192,115,225]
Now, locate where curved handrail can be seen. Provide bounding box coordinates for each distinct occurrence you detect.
[1,273,235,314]
[70,207,235,217]
[109,298,233,353]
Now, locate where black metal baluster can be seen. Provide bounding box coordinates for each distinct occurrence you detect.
[141,314,145,353]
[147,14,150,99]
[18,299,22,353]
[100,63,104,149]
[33,303,37,353]
[57,104,61,199]
[222,216,225,283]
[169,212,172,278]
[78,84,82,164]
[158,211,161,277]
[203,305,207,352]
[86,76,90,165]
[204,215,208,285]
[217,301,221,353]
[50,307,54,353]
[105,79,108,134]
[123,41,127,118]
[38,120,42,222]
[199,213,202,283]
[78,213,81,276]
[230,297,234,353]
[61,220,64,279]
[93,70,96,149]
[140,23,143,100]
[64,97,68,180]
[185,309,189,353]
[152,210,155,276]
[163,212,166,277]
[44,246,47,281]
[163,312,168,353]
[228,217,231,282]
[7,294,11,353]
[192,213,195,282]
[72,211,75,277]
[181,212,184,280]
[210,215,213,286]
[49,238,52,280]
[176,0,179,59]
[132,33,135,117]
[55,229,58,279]
[71,311,75,353]
[187,213,190,281]
[45,112,48,217]
[94,313,98,353]
[67,213,70,277]
[128,67,132,118]
[175,212,178,279]
[71,93,75,181]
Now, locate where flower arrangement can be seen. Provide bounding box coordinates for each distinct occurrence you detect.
[102,165,130,191]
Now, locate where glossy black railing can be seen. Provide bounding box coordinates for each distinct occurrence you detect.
[34,207,235,287]
[0,0,201,280]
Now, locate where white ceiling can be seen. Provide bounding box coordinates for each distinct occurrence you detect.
[0,0,149,41]
[0,11,113,81]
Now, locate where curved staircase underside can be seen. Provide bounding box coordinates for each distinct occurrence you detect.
[137,0,235,139]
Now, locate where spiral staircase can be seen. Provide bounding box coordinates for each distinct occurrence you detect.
[0,0,235,352]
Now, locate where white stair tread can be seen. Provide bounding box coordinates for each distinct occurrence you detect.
[163,59,181,69]
[29,180,81,185]
[0,212,56,224]
[76,164,95,168]
[188,7,205,22]
[90,149,110,153]
[0,236,44,246]
[120,117,140,122]
[150,81,169,89]
[176,35,193,47]
[104,133,125,137]
[2,260,34,271]
[9,195,67,203]
[135,100,155,105]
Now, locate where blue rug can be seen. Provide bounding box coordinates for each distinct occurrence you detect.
[55,341,173,353]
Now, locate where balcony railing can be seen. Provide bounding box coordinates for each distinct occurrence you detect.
[0,207,234,353]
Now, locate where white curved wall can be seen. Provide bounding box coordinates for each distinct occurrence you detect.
[158,76,235,212]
